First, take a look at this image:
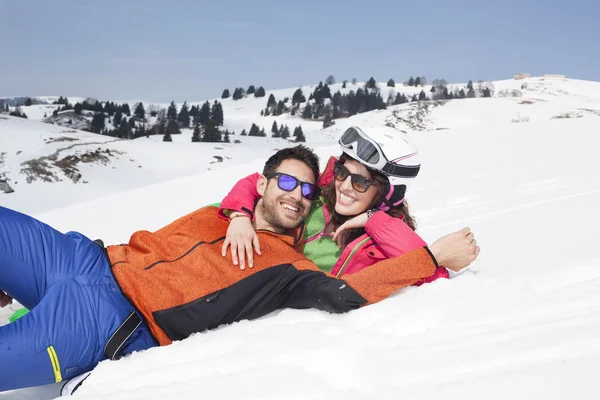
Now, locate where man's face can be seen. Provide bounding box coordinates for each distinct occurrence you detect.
[257,159,315,230]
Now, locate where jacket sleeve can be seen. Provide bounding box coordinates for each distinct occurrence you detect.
[365,211,450,284]
[218,173,261,221]
[364,211,427,257]
[276,247,438,313]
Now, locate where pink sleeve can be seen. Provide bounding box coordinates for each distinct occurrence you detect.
[364,211,427,257]
[218,173,261,221]
[317,156,338,188]
[365,211,450,285]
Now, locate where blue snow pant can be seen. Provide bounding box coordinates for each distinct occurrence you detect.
[0,206,156,392]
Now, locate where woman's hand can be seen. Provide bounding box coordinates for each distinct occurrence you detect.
[332,212,369,247]
[221,213,261,269]
[0,289,13,308]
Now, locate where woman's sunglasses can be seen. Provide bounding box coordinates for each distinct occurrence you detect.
[265,172,320,200]
[334,161,377,193]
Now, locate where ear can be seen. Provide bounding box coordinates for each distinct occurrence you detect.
[256,174,267,196]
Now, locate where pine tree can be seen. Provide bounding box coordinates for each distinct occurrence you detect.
[113,111,123,127]
[276,100,285,116]
[483,87,491,98]
[221,89,230,99]
[419,90,427,101]
[43,112,47,118]
[167,119,181,135]
[202,120,222,142]
[467,80,474,90]
[232,87,245,100]
[211,101,224,126]
[292,88,306,105]
[119,118,132,139]
[74,103,83,115]
[254,86,265,97]
[267,94,276,108]
[189,105,198,123]
[24,98,32,107]
[302,104,312,119]
[387,79,395,87]
[129,117,136,129]
[122,103,131,116]
[199,101,211,125]
[352,78,357,85]
[342,80,347,88]
[411,94,418,102]
[248,123,260,136]
[467,88,476,98]
[415,77,422,86]
[240,129,247,136]
[408,76,415,86]
[323,110,334,128]
[191,124,202,142]
[259,127,266,137]
[459,89,466,99]
[443,87,450,99]
[155,120,166,136]
[163,132,172,142]
[247,85,256,94]
[366,77,377,89]
[167,101,178,121]
[178,102,190,128]
[223,130,230,143]
[293,125,306,142]
[325,75,336,85]
[91,112,106,133]
[280,125,290,139]
[271,120,278,135]
[134,102,145,119]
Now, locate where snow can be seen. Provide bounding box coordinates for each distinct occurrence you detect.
[1,77,600,399]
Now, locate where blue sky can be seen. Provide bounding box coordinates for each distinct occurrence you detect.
[1,0,598,102]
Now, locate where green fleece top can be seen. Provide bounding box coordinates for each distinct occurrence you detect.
[302,199,342,273]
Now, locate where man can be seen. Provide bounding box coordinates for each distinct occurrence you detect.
[0,145,479,393]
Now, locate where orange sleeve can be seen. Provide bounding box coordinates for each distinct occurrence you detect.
[293,247,437,306]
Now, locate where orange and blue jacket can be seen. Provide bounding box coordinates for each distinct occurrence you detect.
[107,207,438,346]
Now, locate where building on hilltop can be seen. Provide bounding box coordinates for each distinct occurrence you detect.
[542,74,566,80]
[514,73,531,80]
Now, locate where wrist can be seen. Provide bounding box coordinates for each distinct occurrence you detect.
[230,212,249,220]
[366,209,377,219]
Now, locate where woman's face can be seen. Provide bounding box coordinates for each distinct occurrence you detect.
[334,158,380,216]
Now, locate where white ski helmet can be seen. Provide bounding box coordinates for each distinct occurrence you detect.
[338,125,421,210]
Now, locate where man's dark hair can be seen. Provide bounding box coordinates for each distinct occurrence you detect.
[263,145,320,184]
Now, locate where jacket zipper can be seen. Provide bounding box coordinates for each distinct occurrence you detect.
[305,204,331,244]
[335,237,373,277]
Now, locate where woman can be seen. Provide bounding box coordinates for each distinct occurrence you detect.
[220,125,449,282]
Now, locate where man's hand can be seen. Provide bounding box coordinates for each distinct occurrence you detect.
[221,212,261,269]
[0,289,13,308]
[429,227,480,272]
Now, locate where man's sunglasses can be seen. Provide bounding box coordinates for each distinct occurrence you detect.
[334,161,377,193]
[265,172,320,200]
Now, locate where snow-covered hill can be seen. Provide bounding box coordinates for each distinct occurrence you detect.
[1,76,600,399]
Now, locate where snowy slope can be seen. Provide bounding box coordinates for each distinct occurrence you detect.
[0,115,318,214]
[4,76,600,216]
[1,77,600,399]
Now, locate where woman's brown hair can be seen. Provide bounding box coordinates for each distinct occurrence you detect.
[321,154,417,247]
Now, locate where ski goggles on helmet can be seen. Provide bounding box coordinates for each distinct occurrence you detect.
[339,127,419,178]
[334,161,377,193]
[265,172,320,200]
